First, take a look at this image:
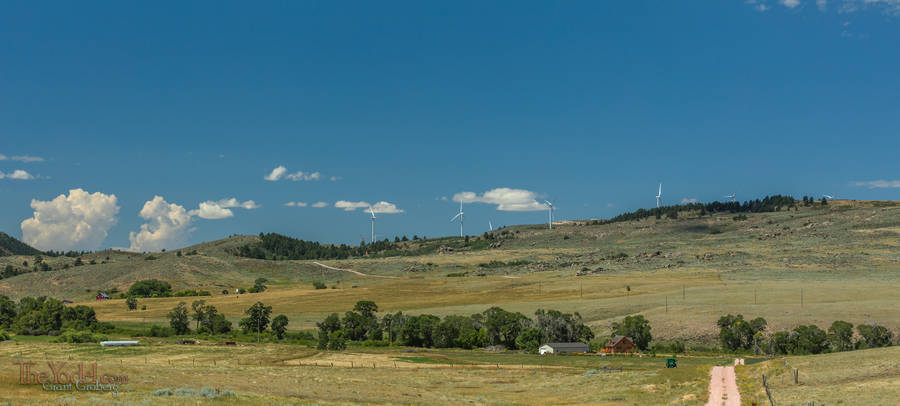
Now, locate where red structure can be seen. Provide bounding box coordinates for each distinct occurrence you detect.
[95,292,110,301]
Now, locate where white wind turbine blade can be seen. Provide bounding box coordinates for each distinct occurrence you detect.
[450,212,462,222]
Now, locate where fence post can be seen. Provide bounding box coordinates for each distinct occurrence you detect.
[794,369,799,384]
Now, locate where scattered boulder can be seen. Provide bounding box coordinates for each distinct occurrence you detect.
[438,245,455,254]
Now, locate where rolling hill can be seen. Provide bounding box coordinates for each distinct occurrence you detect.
[0,232,41,257]
[0,199,898,345]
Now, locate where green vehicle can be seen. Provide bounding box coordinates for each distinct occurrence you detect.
[666,357,677,368]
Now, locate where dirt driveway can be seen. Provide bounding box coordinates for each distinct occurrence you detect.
[706,361,741,406]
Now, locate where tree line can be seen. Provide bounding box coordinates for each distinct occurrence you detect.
[315,301,595,352]
[589,195,799,225]
[234,232,413,260]
[718,314,894,355]
[0,295,106,337]
[164,300,289,339]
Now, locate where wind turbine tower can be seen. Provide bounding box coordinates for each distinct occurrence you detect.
[545,201,556,229]
[369,206,376,243]
[450,200,465,237]
[656,183,662,208]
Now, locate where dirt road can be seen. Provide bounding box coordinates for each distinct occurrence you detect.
[706,362,741,406]
[311,262,398,278]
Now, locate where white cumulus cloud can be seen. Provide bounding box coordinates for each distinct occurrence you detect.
[335,201,371,211]
[0,170,35,180]
[681,197,699,204]
[370,201,404,214]
[189,198,260,220]
[453,188,546,211]
[128,196,193,252]
[264,166,287,181]
[284,201,308,207]
[264,165,323,182]
[853,179,900,188]
[20,189,120,251]
[312,201,329,208]
[781,0,800,8]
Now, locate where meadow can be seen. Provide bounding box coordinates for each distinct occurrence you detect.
[0,199,897,404]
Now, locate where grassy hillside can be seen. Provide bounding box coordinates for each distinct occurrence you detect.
[737,346,900,405]
[1,200,898,345]
[0,232,41,256]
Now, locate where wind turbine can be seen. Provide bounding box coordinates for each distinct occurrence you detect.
[450,200,464,237]
[725,192,737,202]
[823,194,835,200]
[656,183,662,208]
[488,220,493,232]
[368,206,376,243]
[544,200,556,229]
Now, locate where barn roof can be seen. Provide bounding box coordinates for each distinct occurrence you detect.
[609,335,633,345]
[542,342,589,349]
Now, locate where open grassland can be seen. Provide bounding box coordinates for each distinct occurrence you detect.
[32,200,893,344]
[0,341,715,405]
[3,201,897,343]
[0,200,898,404]
[736,346,900,405]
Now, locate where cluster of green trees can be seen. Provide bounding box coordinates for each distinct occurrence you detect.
[127,279,173,297]
[315,302,594,352]
[165,300,289,339]
[718,314,894,355]
[0,295,106,337]
[610,315,653,351]
[235,233,410,260]
[589,195,799,225]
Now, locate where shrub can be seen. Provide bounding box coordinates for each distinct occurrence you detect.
[126,296,138,311]
[312,281,326,290]
[0,330,9,341]
[145,325,175,337]
[174,388,197,397]
[152,388,173,396]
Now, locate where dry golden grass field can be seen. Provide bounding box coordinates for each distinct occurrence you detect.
[0,200,897,404]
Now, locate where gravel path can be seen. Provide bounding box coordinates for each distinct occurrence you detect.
[311,261,398,278]
[706,362,741,406]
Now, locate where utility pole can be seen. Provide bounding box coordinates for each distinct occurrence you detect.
[682,285,685,300]
[755,289,757,305]
[665,296,668,313]
[580,283,583,298]
[801,288,803,308]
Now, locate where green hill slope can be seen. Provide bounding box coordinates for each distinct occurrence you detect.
[0,232,41,256]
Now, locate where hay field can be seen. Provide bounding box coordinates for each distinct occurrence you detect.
[0,341,713,405]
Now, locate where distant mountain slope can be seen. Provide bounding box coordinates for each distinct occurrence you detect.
[0,232,41,256]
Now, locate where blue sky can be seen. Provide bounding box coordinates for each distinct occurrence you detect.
[2,1,899,251]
